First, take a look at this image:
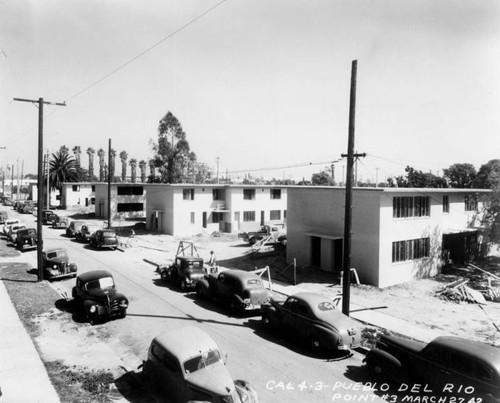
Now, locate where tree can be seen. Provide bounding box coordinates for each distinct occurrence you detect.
[139,160,147,183]
[109,148,117,182]
[311,171,333,186]
[150,111,197,183]
[129,158,137,183]
[474,159,500,189]
[49,149,79,192]
[97,148,106,182]
[87,147,95,181]
[72,146,81,168]
[481,185,500,244]
[59,145,69,157]
[443,163,477,188]
[119,151,128,182]
[388,166,447,188]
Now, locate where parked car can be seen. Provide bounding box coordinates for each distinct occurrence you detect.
[7,223,27,244]
[240,223,287,246]
[42,248,77,280]
[15,228,37,251]
[364,334,500,402]
[2,218,20,235]
[51,215,69,229]
[141,326,258,403]
[159,255,206,291]
[71,270,128,324]
[196,269,270,313]
[76,224,101,243]
[2,197,13,206]
[66,220,86,237]
[261,292,361,353]
[41,209,55,225]
[18,201,35,214]
[89,229,119,250]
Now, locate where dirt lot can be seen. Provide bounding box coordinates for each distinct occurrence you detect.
[2,218,500,402]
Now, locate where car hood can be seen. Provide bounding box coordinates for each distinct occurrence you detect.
[313,309,359,333]
[185,362,235,397]
[86,287,119,301]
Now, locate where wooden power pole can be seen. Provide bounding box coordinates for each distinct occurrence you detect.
[13,97,66,282]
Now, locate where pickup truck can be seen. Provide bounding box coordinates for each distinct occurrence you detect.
[240,224,287,246]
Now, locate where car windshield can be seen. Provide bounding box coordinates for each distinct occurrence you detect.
[25,229,36,236]
[102,231,116,238]
[85,276,114,290]
[317,301,335,311]
[183,349,222,375]
[246,279,262,287]
[46,251,67,259]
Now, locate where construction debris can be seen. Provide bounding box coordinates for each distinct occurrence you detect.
[436,279,487,304]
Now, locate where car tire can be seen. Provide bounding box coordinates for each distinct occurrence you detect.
[179,278,187,292]
[195,283,204,298]
[229,297,242,315]
[120,310,127,319]
[367,357,385,382]
[160,271,169,282]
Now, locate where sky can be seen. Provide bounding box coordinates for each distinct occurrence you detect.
[1,0,499,184]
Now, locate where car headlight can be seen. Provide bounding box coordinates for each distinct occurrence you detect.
[53,264,57,269]
[89,305,97,313]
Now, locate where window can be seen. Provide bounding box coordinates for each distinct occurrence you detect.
[465,195,477,212]
[270,189,281,199]
[190,212,195,224]
[183,189,194,200]
[270,210,281,220]
[443,196,449,213]
[393,196,430,218]
[243,211,255,222]
[392,238,430,262]
[212,189,225,200]
[117,186,144,195]
[91,185,95,192]
[72,185,80,192]
[91,198,95,205]
[243,189,255,200]
[117,203,144,212]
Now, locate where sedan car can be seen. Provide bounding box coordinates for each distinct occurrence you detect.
[75,224,101,243]
[364,334,500,402]
[89,229,119,250]
[71,270,128,324]
[66,220,86,237]
[14,228,37,251]
[7,223,27,244]
[2,218,20,235]
[261,292,361,352]
[141,326,258,403]
[42,248,77,281]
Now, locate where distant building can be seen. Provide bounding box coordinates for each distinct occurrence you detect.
[61,182,96,210]
[145,184,287,236]
[287,187,490,287]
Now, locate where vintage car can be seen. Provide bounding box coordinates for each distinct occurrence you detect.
[15,228,37,251]
[2,218,20,235]
[364,334,500,402]
[2,197,13,206]
[141,326,258,403]
[76,224,101,243]
[51,215,69,229]
[89,229,119,250]
[65,220,86,237]
[7,223,27,244]
[41,209,55,225]
[261,292,361,353]
[159,256,206,291]
[71,270,128,324]
[42,248,77,280]
[18,201,35,214]
[196,269,270,313]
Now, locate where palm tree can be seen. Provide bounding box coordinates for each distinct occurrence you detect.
[72,146,81,168]
[148,159,156,182]
[59,145,69,157]
[119,151,128,182]
[97,148,106,182]
[129,158,137,183]
[87,147,95,180]
[109,148,116,182]
[49,150,79,193]
[139,160,147,183]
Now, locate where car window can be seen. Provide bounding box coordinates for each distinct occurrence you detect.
[296,301,312,317]
[284,297,298,311]
[102,231,116,238]
[450,353,474,376]
[475,363,493,381]
[183,349,221,375]
[85,277,114,290]
[246,279,262,287]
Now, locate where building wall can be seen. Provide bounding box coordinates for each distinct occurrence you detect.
[62,183,95,210]
[94,183,146,221]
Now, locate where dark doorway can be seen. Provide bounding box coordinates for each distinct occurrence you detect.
[260,210,265,226]
[202,212,207,228]
[311,236,321,267]
[442,231,478,265]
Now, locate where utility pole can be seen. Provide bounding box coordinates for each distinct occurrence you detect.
[216,157,220,184]
[13,97,66,282]
[340,61,366,316]
[107,138,112,229]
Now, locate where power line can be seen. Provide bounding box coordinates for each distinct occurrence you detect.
[227,158,342,175]
[65,0,228,103]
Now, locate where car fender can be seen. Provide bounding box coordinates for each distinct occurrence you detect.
[196,278,210,296]
[262,304,280,325]
[365,348,407,381]
[306,323,338,344]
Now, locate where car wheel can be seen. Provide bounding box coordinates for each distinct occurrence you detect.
[160,271,169,282]
[120,310,127,319]
[179,278,187,292]
[229,297,241,314]
[367,357,385,382]
[195,283,204,298]
[262,313,272,329]
[249,237,257,246]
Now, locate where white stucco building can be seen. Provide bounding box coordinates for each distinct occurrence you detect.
[61,182,96,210]
[287,187,490,288]
[145,184,287,236]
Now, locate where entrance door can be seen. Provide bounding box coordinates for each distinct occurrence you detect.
[260,210,265,226]
[202,212,207,228]
[311,236,321,267]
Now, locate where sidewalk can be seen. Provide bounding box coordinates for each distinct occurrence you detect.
[0,257,60,403]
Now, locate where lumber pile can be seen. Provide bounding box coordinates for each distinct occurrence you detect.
[436,279,488,304]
